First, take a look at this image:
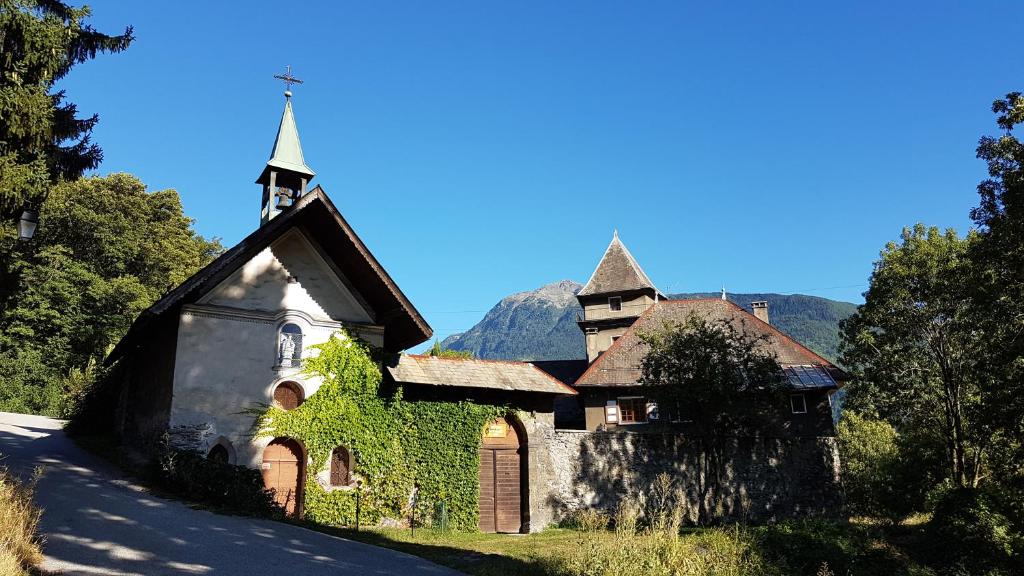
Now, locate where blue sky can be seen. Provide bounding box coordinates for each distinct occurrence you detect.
[61,1,1022,347]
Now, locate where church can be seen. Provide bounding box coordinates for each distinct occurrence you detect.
[106,88,573,532]
[107,86,843,531]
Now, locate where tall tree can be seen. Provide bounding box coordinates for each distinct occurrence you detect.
[0,0,132,221]
[968,92,1024,486]
[0,174,221,415]
[840,225,988,488]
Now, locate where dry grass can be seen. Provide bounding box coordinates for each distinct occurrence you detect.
[0,465,43,576]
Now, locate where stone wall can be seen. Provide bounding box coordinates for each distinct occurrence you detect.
[541,429,842,525]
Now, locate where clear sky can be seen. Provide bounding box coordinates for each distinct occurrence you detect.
[59,1,1023,348]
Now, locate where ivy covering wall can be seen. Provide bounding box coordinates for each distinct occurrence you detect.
[253,332,509,530]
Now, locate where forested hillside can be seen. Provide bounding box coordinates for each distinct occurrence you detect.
[442,281,857,363]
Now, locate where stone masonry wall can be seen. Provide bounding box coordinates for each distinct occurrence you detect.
[541,429,842,525]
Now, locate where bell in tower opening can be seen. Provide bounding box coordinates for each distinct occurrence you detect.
[258,71,315,225]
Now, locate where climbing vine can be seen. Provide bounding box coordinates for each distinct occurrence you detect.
[252,331,509,530]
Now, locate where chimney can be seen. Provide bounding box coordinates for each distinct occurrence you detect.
[751,301,769,324]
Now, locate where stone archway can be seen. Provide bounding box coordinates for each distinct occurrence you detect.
[262,438,305,516]
[478,416,527,533]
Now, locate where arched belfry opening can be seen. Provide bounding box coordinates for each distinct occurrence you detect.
[478,416,528,533]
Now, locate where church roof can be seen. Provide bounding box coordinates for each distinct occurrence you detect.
[257,95,315,183]
[573,298,847,387]
[107,187,431,361]
[577,231,661,297]
[386,355,577,395]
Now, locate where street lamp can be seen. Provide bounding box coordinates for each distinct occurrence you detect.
[17,209,38,241]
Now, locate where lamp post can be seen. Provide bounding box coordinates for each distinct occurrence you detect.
[17,209,38,241]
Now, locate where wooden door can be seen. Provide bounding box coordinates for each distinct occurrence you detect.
[479,418,523,533]
[262,438,304,516]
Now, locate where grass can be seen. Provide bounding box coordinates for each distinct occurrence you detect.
[311,517,939,576]
[0,464,43,576]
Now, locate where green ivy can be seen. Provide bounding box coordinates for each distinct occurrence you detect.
[252,331,508,530]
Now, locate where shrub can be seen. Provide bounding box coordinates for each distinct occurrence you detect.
[837,412,924,521]
[0,465,43,576]
[153,447,278,517]
[926,488,1018,575]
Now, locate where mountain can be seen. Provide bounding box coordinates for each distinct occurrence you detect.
[441,281,858,364]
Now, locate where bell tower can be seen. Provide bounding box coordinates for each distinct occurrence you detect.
[258,68,315,225]
[576,231,664,363]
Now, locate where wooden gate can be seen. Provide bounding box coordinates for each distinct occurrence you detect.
[478,417,523,533]
[262,438,304,516]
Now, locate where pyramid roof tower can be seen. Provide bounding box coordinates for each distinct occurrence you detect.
[578,231,661,297]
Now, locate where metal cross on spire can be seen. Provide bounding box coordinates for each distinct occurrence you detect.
[273,65,303,96]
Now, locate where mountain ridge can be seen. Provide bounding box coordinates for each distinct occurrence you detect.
[441,281,857,363]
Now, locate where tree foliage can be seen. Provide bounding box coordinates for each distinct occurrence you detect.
[0,174,221,415]
[840,225,989,489]
[638,313,787,434]
[969,92,1024,488]
[424,340,473,359]
[0,0,133,220]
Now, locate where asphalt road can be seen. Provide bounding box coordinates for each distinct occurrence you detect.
[0,412,463,576]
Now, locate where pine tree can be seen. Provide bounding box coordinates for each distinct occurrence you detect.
[0,0,133,221]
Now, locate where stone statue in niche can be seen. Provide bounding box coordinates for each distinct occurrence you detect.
[279,333,297,365]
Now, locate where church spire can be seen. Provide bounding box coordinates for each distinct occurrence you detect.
[258,68,315,225]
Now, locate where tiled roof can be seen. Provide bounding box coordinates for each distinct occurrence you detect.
[107,187,432,361]
[386,355,578,395]
[578,232,661,297]
[574,299,846,387]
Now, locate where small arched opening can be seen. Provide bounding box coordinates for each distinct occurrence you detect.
[478,416,528,533]
[330,446,353,487]
[261,437,305,516]
[273,381,304,410]
[207,444,229,464]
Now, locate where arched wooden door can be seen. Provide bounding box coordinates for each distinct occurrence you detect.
[478,417,524,533]
[262,438,304,516]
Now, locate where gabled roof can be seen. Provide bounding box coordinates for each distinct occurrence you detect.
[578,231,662,297]
[257,95,315,183]
[107,187,431,362]
[574,299,846,387]
[386,354,578,395]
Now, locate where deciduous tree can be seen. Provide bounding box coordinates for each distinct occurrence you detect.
[840,225,987,488]
[0,174,220,415]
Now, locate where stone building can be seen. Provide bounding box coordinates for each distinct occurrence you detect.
[107,90,572,532]
[535,232,846,523]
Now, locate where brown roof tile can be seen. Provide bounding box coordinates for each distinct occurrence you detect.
[577,232,661,297]
[574,299,846,387]
[386,355,578,395]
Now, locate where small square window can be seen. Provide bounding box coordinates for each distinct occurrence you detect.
[609,297,622,311]
[790,394,807,414]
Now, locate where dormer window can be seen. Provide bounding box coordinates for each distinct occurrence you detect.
[279,323,303,367]
[609,296,622,311]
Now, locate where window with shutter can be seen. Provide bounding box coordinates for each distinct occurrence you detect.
[273,382,303,410]
[646,402,659,420]
[604,400,619,424]
[618,397,648,424]
[330,446,351,486]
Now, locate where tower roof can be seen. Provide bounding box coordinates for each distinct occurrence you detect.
[257,93,315,184]
[578,231,661,297]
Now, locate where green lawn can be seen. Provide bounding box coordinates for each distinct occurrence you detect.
[314,520,938,576]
